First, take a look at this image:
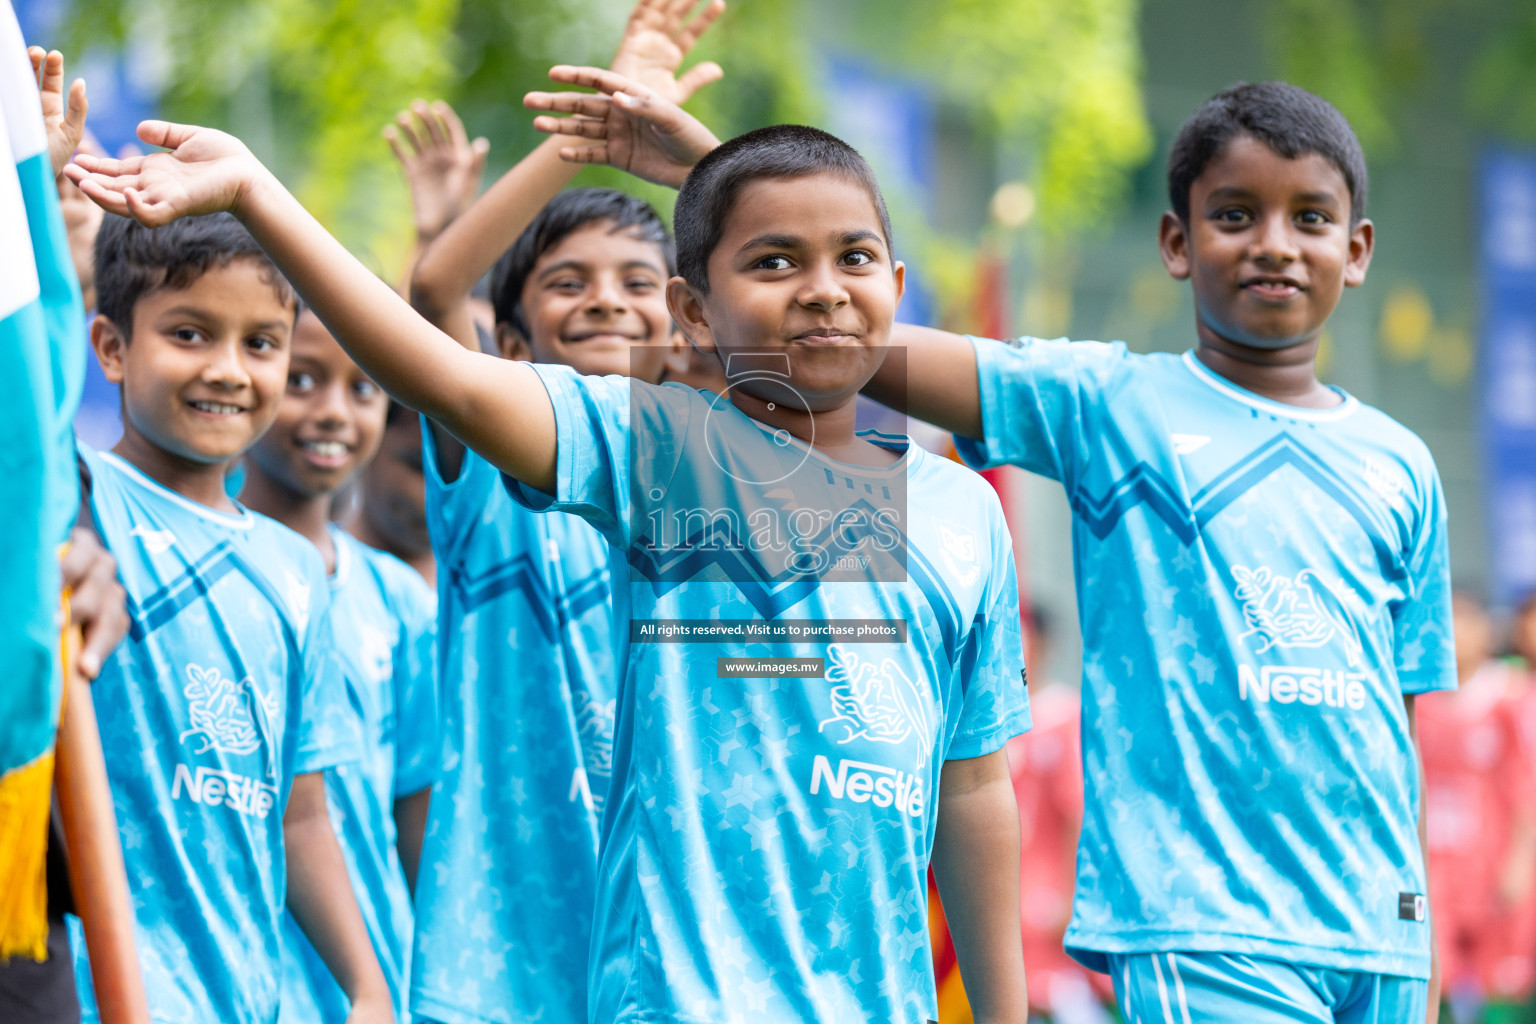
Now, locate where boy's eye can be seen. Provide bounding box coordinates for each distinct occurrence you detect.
[1297,210,1331,226]
[1214,208,1250,224]
[172,327,205,344]
[247,335,277,353]
[353,379,381,401]
[288,371,316,392]
[841,250,875,267]
[625,277,658,292]
[754,255,792,271]
[550,279,585,294]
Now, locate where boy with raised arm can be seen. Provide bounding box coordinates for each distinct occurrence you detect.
[238,307,437,1024]
[402,5,715,1021]
[543,72,1456,1024]
[66,86,1032,1024]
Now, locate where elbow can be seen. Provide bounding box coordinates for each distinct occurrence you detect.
[409,257,450,320]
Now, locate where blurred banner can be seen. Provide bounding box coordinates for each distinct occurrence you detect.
[1480,152,1536,607]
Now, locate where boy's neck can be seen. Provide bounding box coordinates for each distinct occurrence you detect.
[239,467,338,573]
[1193,331,1341,410]
[111,433,242,515]
[728,389,899,469]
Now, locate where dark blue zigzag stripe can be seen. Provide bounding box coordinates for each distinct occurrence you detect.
[450,555,610,640]
[1069,433,1404,580]
[126,542,302,667]
[128,541,238,642]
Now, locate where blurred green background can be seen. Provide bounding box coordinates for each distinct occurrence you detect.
[35,0,1536,641]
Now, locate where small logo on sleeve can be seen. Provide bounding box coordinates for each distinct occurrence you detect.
[1398,892,1427,922]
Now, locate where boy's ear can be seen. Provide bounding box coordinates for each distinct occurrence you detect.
[1158,212,1192,281]
[892,260,906,309]
[494,322,533,362]
[1343,218,1375,288]
[91,315,129,384]
[666,277,714,352]
[661,328,692,378]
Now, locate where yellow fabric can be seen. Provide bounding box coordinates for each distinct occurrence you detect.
[0,747,55,962]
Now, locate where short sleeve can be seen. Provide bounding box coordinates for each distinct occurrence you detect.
[292,573,361,774]
[944,504,1031,760]
[1392,457,1456,695]
[391,570,439,796]
[953,336,1128,490]
[501,365,691,550]
[422,415,498,559]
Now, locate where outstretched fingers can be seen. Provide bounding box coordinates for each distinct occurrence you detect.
[546,65,656,100]
[531,114,609,140]
[557,144,611,166]
[674,61,723,100]
[675,0,725,51]
[524,90,616,117]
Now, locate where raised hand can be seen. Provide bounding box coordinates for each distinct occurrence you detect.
[609,0,725,105]
[525,66,720,188]
[63,121,265,227]
[385,100,489,242]
[28,47,87,178]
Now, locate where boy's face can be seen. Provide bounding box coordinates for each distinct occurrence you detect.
[502,220,683,383]
[1159,134,1373,353]
[245,310,387,499]
[669,172,904,412]
[93,258,295,467]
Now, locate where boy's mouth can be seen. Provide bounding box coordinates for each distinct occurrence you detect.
[563,329,646,345]
[1240,275,1304,301]
[790,327,856,344]
[187,399,247,417]
[297,438,352,469]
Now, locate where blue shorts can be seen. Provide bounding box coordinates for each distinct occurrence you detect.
[1107,952,1428,1024]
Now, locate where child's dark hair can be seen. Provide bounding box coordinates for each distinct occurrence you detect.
[94,212,295,330]
[674,124,893,292]
[1167,82,1368,225]
[490,187,673,339]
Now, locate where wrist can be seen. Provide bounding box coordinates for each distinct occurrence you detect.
[230,159,282,222]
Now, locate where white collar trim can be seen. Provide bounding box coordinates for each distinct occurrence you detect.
[100,452,255,529]
[1181,350,1359,423]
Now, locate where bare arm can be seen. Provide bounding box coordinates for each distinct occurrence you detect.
[1404,695,1440,1024]
[392,788,431,895]
[67,124,560,494]
[931,748,1027,1024]
[283,772,392,1024]
[860,323,985,440]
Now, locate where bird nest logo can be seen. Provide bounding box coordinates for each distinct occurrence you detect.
[1232,565,1362,667]
[818,645,935,770]
[178,663,278,769]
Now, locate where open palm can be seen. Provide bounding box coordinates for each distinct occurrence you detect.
[609,0,725,105]
[64,122,261,227]
[526,67,720,188]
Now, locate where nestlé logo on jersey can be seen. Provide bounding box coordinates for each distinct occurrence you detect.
[171,663,280,818]
[1231,565,1372,712]
[171,764,278,818]
[809,755,925,818]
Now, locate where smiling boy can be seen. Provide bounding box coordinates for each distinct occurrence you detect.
[67,107,1032,1023]
[865,82,1454,1023]
[73,212,391,1024]
[239,308,438,1024]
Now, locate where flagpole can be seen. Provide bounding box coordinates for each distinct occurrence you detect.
[54,627,149,1024]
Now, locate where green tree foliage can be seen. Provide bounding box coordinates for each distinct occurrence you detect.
[61,0,1152,289]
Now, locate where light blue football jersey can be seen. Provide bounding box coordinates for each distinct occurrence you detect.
[503,366,1030,1024]
[280,528,437,1024]
[408,427,615,1024]
[956,338,1457,979]
[70,447,358,1024]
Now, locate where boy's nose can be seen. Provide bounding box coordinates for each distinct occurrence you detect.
[1250,213,1300,266]
[798,264,849,311]
[587,278,629,314]
[201,340,253,388]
